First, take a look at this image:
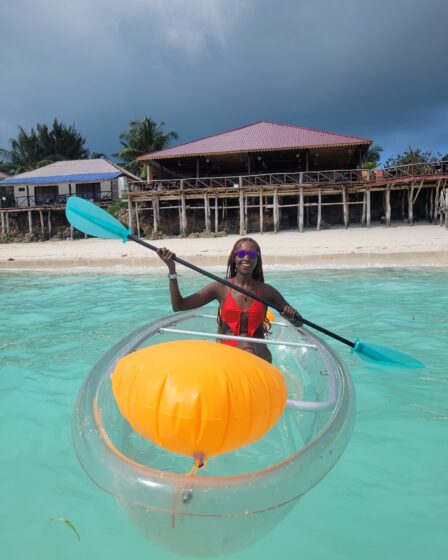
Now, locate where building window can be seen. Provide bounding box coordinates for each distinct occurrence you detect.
[35,185,59,205]
[75,182,102,201]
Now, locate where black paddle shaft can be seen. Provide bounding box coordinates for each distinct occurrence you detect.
[129,235,355,349]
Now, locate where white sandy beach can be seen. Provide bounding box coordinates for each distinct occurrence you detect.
[0,223,447,270]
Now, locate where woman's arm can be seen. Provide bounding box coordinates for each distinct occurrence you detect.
[262,284,303,327]
[157,247,220,311]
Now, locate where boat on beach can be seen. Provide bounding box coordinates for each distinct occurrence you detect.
[73,309,355,556]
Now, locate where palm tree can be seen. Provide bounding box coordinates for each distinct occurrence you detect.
[37,119,89,161]
[0,126,48,174]
[0,119,89,174]
[115,117,178,176]
[362,144,383,169]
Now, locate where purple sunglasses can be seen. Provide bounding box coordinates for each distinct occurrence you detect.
[235,249,258,259]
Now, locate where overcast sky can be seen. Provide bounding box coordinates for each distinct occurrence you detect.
[1,0,447,164]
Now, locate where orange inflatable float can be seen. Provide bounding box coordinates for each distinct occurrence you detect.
[265,309,276,324]
[112,340,288,462]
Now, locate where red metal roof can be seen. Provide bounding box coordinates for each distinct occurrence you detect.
[0,171,9,179]
[140,121,371,161]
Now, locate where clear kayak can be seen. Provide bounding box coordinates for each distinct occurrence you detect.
[73,310,355,557]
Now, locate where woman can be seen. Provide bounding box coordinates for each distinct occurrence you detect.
[157,237,303,362]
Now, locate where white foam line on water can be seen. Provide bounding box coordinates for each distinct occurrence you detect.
[1,262,448,275]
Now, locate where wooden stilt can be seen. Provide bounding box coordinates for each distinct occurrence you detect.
[366,189,371,227]
[277,193,282,229]
[434,180,441,222]
[429,189,434,223]
[153,195,159,233]
[244,193,248,233]
[1,212,5,235]
[443,188,448,228]
[180,187,187,237]
[5,212,10,234]
[445,191,448,229]
[135,202,141,238]
[342,186,349,229]
[298,186,304,232]
[361,191,366,226]
[70,225,74,240]
[127,197,133,231]
[39,210,44,238]
[28,210,33,234]
[214,195,218,233]
[273,189,279,233]
[239,187,245,235]
[317,188,322,231]
[385,187,391,226]
[259,190,264,234]
[408,185,414,225]
[204,194,211,231]
[47,211,52,237]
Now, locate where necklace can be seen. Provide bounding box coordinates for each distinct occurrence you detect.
[232,279,253,302]
[242,284,254,301]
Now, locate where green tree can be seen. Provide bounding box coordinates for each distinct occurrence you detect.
[115,117,178,176]
[37,119,89,161]
[0,160,11,176]
[384,147,441,168]
[0,119,89,174]
[362,144,383,169]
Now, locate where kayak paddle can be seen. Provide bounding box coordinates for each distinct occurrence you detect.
[65,196,424,369]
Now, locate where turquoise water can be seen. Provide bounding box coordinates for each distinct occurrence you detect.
[1,268,447,559]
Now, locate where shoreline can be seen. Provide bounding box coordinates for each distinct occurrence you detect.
[1,252,447,272]
[1,224,447,271]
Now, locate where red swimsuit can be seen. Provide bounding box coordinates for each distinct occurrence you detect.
[220,285,266,347]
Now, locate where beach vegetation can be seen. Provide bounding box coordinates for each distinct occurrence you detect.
[107,199,127,216]
[0,119,89,174]
[114,116,178,177]
[385,147,441,167]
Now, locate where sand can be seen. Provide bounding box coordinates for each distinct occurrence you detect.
[0,223,447,271]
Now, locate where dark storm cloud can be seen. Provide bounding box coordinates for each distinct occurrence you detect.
[1,0,447,163]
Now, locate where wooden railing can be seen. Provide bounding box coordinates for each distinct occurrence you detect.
[377,161,448,180]
[128,161,448,194]
[5,191,113,209]
[129,168,372,193]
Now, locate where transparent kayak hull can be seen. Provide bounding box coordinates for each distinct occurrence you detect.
[73,311,355,557]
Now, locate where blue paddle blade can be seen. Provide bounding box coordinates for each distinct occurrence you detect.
[352,339,424,369]
[65,196,132,242]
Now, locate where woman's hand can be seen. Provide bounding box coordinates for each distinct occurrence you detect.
[281,305,303,327]
[157,247,176,274]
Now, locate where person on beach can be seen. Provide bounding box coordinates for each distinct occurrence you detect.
[157,237,303,363]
